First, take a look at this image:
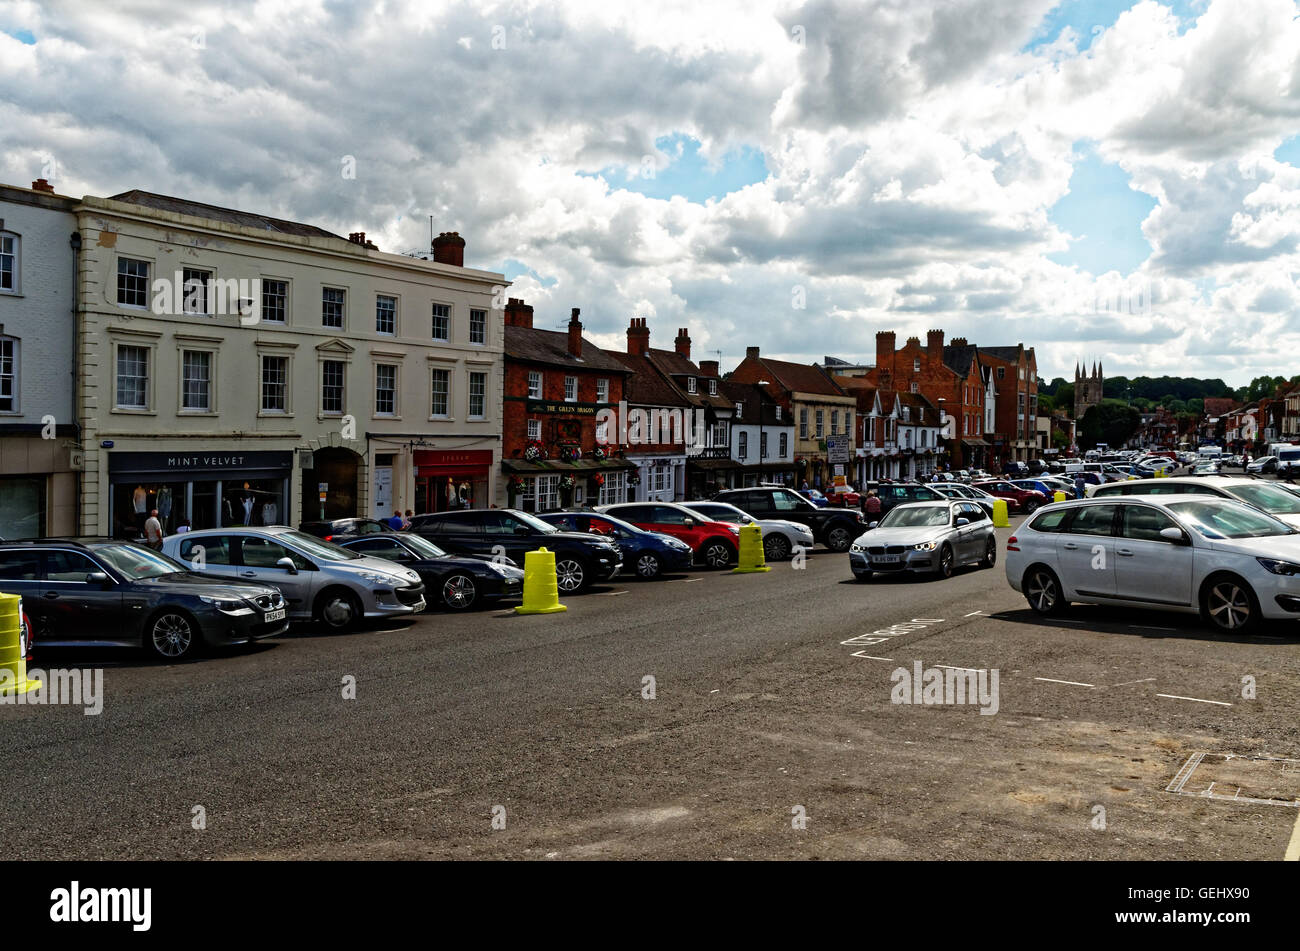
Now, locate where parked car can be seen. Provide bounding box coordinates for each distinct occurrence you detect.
[1005,495,1300,634]
[927,483,996,517]
[849,499,997,581]
[335,532,523,610]
[803,488,830,508]
[1089,476,1300,529]
[536,510,694,579]
[713,486,864,552]
[974,479,1047,514]
[1012,478,1066,499]
[680,501,816,562]
[0,538,289,660]
[1003,461,1029,478]
[864,481,949,518]
[597,502,741,568]
[1247,455,1278,474]
[408,508,621,593]
[297,517,392,542]
[162,526,426,631]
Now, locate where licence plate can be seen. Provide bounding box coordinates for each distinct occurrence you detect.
[873,555,900,564]
[264,608,287,622]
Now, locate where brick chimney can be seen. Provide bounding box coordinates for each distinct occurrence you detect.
[674,327,691,359]
[431,231,465,267]
[875,331,895,368]
[31,179,55,194]
[504,297,533,329]
[568,307,583,359]
[746,346,760,360]
[952,337,968,348]
[627,317,650,356]
[348,232,367,245]
[699,359,719,377]
[927,329,944,363]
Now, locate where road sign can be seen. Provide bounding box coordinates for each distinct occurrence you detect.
[827,437,849,464]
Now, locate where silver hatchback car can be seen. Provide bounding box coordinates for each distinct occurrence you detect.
[162,526,427,631]
[849,499,998,581]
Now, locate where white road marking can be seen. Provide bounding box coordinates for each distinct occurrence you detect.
[1130,624,1177,631]
[1053,619,1085,625]
[964,610,984,617]
[596,590,629,596]
[1285,806,1300,861]
[1034,677,1094,687]
[1110,677,1157,687]
[936,664,985,673]
[668,577,703,583]
[850,653,894,661]
[1156,693,1232,706]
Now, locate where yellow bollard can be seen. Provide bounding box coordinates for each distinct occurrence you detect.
[1154,468,1167,479]
[514,547,568,615]
[0,593,41,696]
[731,523,771,574]
[1053,490,1066,503]
[992,498,1009,527]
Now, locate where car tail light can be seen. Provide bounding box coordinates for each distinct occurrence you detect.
[324,534,334,542]
[1006,535,1018,551]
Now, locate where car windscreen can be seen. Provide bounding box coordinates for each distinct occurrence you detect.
[879,506,951,528]
[1166,500,1296,539]
[507,510,561,534]
[687,504,749,523]
[278,530,362,560]
[94,544,187,579]
[400,534,448,559]
[1224,484,1300,515]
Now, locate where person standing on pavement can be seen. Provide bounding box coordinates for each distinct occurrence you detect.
[1074,473,1087,499]
[863,489,882,519]
[144,509,164,549]
[388,509,405,531]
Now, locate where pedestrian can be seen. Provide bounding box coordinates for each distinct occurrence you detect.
[1074,473,1086,499]
[863,489,882,518]
[388,508,404,531]
[143,509,164,550]
[402,509,414,530]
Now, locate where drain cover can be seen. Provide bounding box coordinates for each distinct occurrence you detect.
[1167,752,1300,807]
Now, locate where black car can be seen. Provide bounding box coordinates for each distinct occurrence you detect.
[297,517,392,542]
[408,508,622,594]
[865,482,947,517]
[336,532,524,610]
[712,486,863,552]
[536,510,695,579]
[0,538,289,660]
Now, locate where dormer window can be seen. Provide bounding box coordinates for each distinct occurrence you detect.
[735,402,744,417]
[709,379,717,396]
[686,377,697,394]
[775,405,782,421]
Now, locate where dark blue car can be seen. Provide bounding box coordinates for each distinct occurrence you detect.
[537,510,695,580]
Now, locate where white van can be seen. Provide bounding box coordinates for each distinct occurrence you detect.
[1197,446,1223,459]
[1278,447,1300,475]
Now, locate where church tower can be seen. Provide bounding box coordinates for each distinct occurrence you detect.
[1074,360,1104,419]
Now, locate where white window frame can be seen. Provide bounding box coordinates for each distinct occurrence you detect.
[738,431,748,460]
[430,367,451,418]
[468,371,487,420]
[686,377,697,394]
[182,267,211,315]
[374,363,399,417]
[114,342,152,411]
[260,354,291,415]
[564,375,577,402]
[596,377,609,403]
[117,257,151,309]
[178,347,216,414]
[431,302,451,341]
[261,278,289,323]
[321,359,346,416]
[709,379,717,396]
[528,370,543,399]
[322,286,346,329]
[0,335,18,412]
[527,419,541,441]
[375,294,398,335]
[469,308,487,345]
[0,232,20,295]
[598,470,627,506]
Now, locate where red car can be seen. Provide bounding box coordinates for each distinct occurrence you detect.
[597,502,741,568]
[973,479,1044,514]
[826,486,861,507]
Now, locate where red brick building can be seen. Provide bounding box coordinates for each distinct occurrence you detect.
[977,345,1039,468]
[501,299,636,511]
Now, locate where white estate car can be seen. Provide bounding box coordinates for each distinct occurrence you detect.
[1087,476,1300,529]
[680,501,815,561]
[1005,494,1300,634]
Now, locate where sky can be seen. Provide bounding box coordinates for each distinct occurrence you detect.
[2,0,1298,387]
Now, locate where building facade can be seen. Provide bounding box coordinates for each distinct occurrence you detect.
[0,180,81,539]
[719,380,795,487]
[1074,361,1104,420]
[980,345,1039,467]
[74,190,505,538]
[609,318,692,502]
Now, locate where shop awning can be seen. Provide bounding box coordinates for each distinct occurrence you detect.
[502,458,637,474]
[687,457,738,471]
[962,438,990,448]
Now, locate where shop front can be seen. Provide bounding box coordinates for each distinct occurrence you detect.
[106,450,293,540]
[414,449,494,515]
[503,457,638,512]
[627,454,684,503]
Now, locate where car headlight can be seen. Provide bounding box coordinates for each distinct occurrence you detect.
[727,526,740,535]
[1256,557,1300,575]
[487,562,511,575]
[359,571,403,586]
[913,541,937,551]
[851,544,866,553]
[199,594,254,616]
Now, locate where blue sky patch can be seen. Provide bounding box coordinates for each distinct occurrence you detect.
[1025,0,1205,53]
[3,28,36,44]
[1048,145,1157,275]
[580,133,768,203]
[1275,135,1300,167]
[499,258,558,288]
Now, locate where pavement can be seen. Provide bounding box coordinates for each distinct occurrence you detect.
[3,526,1299,860]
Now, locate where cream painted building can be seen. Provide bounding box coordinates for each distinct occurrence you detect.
[74,190,506,538]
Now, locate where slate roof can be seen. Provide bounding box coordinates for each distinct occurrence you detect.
[747,356,848,397]
[645,348,733,411]
[608,352,692,408]
[719,380,785,426]
[504,326,630,374]
[942,344,980,379]
[108,190,343,240]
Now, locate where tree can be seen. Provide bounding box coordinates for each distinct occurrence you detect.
[1055,382,1075,415]
[1038,394,1056,414]
[1079,400,1140,450]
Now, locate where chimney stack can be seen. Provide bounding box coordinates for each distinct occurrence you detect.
[746,346,760,360]
[348,231,367,246]
[31,179,54,194]
[431,231,465,267]
[875,331,896,372]
[568,307,583,359]
[927,329,944,363]
[699,359,719,377]
[674,327,691,359]
[627,316,650,356]
[504,297,533,329]
[952,337,968,348]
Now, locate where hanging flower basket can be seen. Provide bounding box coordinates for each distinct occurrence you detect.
[523,440,546,462]
[591,472,605,488]
[559,445,581,463]
[591,446,607,461]
[626,472,641,486]
[559,475,577,491]
[507,475,526,494]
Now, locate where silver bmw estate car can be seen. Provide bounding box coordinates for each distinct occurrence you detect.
[849,499,998,581]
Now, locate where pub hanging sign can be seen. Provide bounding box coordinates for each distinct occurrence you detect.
[526,400,599,416]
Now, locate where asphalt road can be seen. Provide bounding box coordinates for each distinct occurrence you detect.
[3,527,1299,860]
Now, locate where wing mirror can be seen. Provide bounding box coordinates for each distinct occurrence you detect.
[682,517,694,528]
[955,517,970,526]
[86,571,112,586]
[514,526,532,535]
[275,556,299,574]
[1159,527,1188,545]
[868,521,879,530]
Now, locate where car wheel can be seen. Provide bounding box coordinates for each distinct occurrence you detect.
[634,553,661,579]
[701,539,735,568]
[980,536,997,568]
[315,587,362,632]
[1022,499,1038,514]
[826,524,853,552]
[1024,566,1065,615]
[555,556,588,593]
[1200,575,1260,635]
[852,569,873,583]
[441,573,478,611]
[937,543,954,579]
[146,609,199,660]
[763,534,791,562]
